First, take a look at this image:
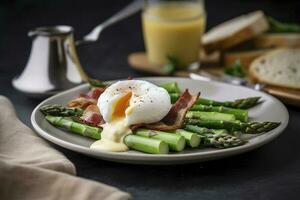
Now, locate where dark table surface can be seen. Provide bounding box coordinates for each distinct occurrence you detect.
[1,0,300,199]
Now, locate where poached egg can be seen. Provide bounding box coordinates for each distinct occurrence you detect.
[90,80,172,152]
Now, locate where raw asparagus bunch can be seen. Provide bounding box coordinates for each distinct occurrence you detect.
[40,104,83,117]
[185,125,245,148]
[185,118,281,134]
[45,115,169,154]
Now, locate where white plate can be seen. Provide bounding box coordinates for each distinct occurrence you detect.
[31,77,289,164]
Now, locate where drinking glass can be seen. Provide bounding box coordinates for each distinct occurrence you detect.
[142,0,206,69]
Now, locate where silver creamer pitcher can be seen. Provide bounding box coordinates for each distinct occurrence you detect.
[12,0,142,97]
[12,26,88,96]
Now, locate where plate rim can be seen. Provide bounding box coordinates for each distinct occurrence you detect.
[31,77,289,164]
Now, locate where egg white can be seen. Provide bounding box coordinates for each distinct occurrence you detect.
[98,80,172,125]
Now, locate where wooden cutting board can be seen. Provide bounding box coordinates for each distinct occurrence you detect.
[128,52,222,76]
[128,52,300,107]
[264,86,300,107]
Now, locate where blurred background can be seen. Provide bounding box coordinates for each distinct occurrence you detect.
[0,0,300,123]
[1,0,300,80]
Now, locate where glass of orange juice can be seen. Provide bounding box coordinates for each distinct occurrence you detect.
[142,0,206,69]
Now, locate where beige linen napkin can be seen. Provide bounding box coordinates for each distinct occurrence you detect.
[0,96,131,200]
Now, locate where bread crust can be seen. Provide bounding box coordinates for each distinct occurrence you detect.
[252,33,300,49]
[223,49,269,69]
[202,11,269,53]
[249,48,300,90]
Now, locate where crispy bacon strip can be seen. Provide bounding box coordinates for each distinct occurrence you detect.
[144,89,200,131]
[86,87,105,99]
[73,105,104,127]
[67,88,105,109]
[68,97,97,109]
[69,87,105,126]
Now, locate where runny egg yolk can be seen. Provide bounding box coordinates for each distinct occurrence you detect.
[112,92,132,120]
[90,92,133,152]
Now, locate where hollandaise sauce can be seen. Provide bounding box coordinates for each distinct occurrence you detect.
[90,120,131,152]
[142,1,206,67]
[90,92,133,152]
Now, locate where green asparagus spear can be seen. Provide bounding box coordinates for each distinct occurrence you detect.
[134,129,186,152]
[186,111,236,122]
[185,118,281,134]
[184,125,245,148]
[87,78,107,88]
[196,96,261,109]
[169,93,180,103]
[191,104,248,122]
[212,129,229,134]
[268,16,300,33]
[160,82,181,93]
[204,133,245,148]
[162,81,261,109]
[40,104,84,117]
[173,129,201,148]
[184,125,228,135]
[46,115,101,139]
[124,135,169,154]
[166,92,261,109]
[46,116,169,154]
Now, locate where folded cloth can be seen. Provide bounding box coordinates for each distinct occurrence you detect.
[0,96,131,200]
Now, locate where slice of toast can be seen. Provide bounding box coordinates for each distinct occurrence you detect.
[202,11,269,53]
[249,48,300,89]
[223,49,270,69]
[251,33,300,49]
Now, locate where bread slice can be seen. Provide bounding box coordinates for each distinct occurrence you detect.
[202,11,269,53]
[249,49,300,89]
[200,50,221,66]
[223,49,270,69]
[251,33,300,49]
